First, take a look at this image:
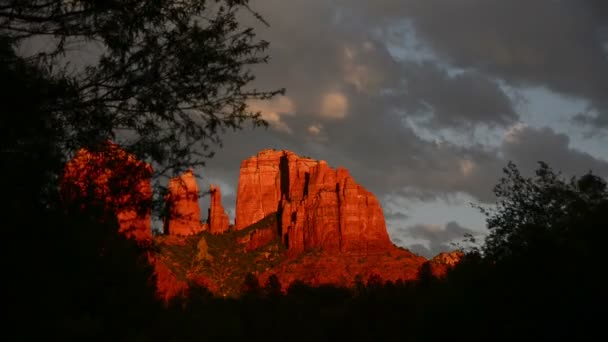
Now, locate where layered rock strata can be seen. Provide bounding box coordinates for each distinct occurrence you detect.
[235,149,391,256]
[164,169,204,236]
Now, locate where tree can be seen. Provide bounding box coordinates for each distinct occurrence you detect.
[242,272,261,297]
[458,162,608,339]
[263,274,282,298]
[478,161,608,261]
[1,0,282,189]
[0,35,73,211]
[1,2,281,337]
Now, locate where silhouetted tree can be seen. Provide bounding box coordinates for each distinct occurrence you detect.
[1,0,282,183]
[461,161,608,339]
[0,36,74,209]
[478,161,608,261]
[263,274,282,298]
[416,262,434,289]
[242,272,261,297]
[352,275,366,297]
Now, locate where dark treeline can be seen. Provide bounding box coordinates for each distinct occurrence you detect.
[2,1,607,341]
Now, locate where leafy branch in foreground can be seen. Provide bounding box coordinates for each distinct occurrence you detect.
[1,0,283,175]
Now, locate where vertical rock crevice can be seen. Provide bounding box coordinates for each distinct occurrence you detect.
[303,172,310,198]
[234,149,391,256]
[279,153,290,201]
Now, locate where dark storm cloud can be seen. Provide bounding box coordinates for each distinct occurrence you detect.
[399,62,517,129]
[200,1,608,223]
[246,0,519,130]
[502,124,608,178]
[387,0,608,128]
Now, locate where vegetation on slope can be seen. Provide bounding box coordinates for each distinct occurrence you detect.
[156,213,286,297]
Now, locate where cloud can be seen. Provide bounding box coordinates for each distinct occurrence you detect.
[342,43,385,92]
[398,62,518,129]
[407,243,450,258]
[248,96,295,133]
[405,221,476,242]
[390,0,608,128]
[459,159,475,177]
[397,221,477,258]
[320,92,349,119]
[307,123,323,135]
[385,211,409,221]
[501,124,608,178]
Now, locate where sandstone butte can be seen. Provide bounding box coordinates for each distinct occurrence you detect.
[235,149,461,288]
[62,144,463,300]
[208,185,230,234]
[235,149,392,255]
[164,169,204,236]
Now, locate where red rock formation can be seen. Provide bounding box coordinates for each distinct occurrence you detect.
[208,185,230,234]
[234,149,318,230]
[64,145,464,299]
[61,141,153,242]
[432,251,464,266]
[237,226,278,251]
[234,149,391,255]
[164,169,204,236]
[280,163,391,255]
[427,251,465,278]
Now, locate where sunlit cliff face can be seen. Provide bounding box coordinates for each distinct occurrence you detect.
[163,169,205,236]
[62,144,462,299]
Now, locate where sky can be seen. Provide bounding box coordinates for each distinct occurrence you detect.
[192,0,608,258]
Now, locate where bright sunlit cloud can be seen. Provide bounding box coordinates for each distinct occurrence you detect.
[248,96,296,133]
[459,159,475,176]
[308,123,323,135]
[320,92,348,119]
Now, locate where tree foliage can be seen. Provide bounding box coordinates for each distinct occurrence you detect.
[478,161,608,261]
[1,2,283,338]
[1,0,282,179]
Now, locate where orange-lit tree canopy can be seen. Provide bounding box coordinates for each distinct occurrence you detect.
[61,141,153,242]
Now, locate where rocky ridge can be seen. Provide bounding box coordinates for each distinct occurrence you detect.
[62,145,462,299]
[164,169,204,236]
